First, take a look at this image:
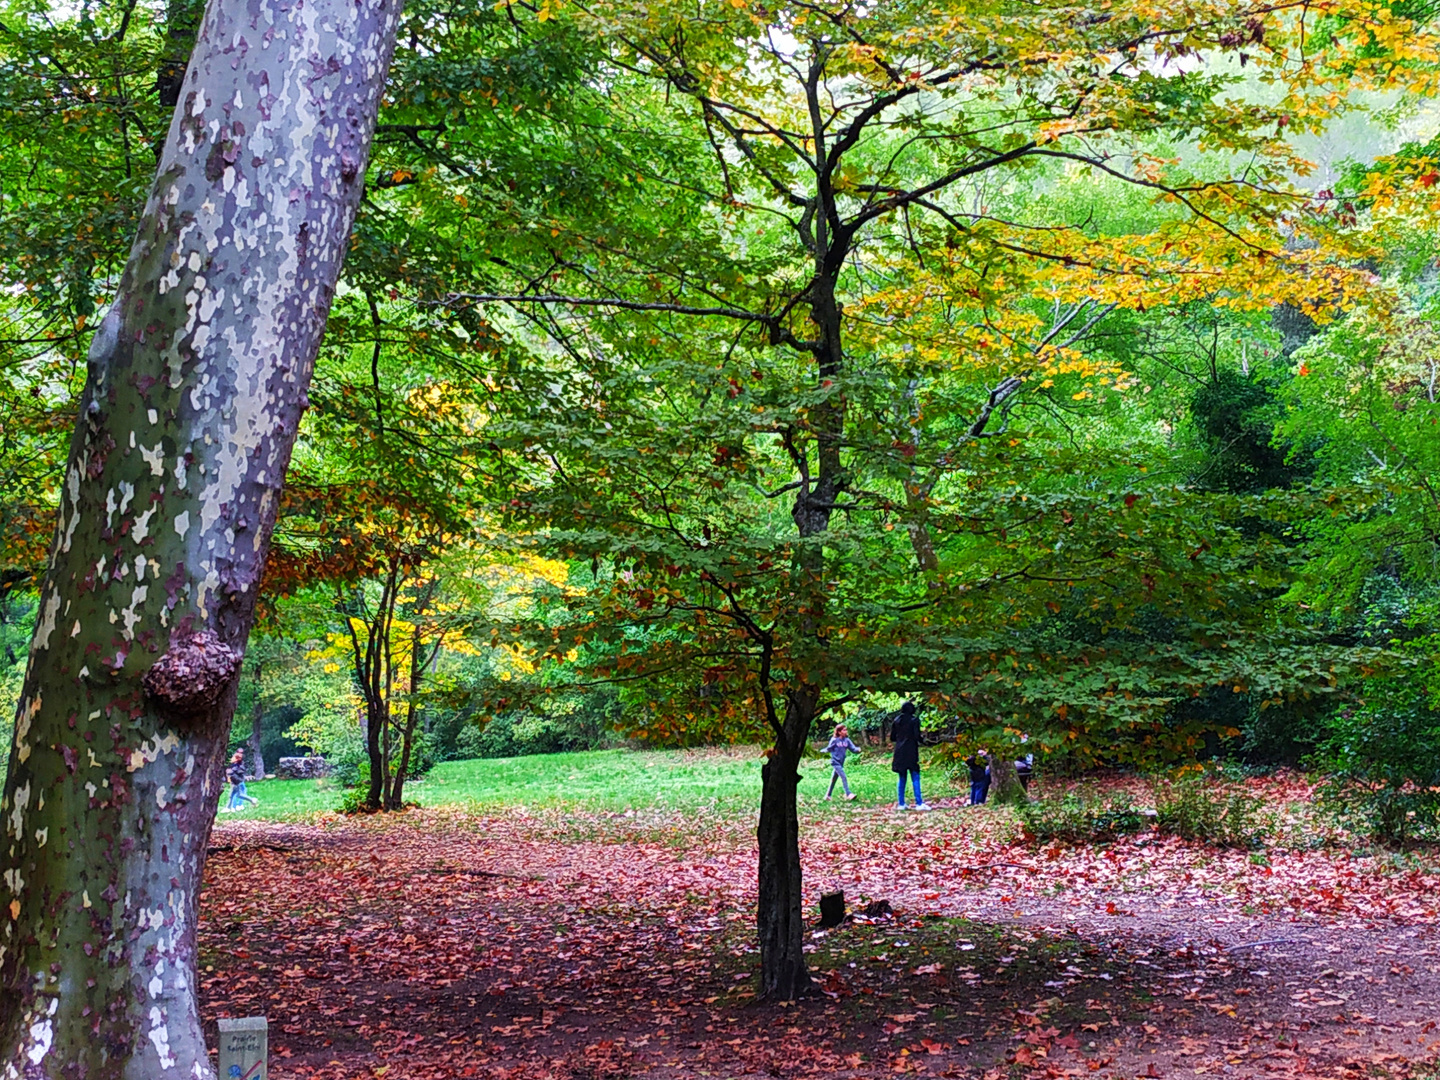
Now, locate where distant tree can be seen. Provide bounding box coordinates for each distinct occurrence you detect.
[267,482,468,810]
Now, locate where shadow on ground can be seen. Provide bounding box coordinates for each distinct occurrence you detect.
[200,816,1440,1080]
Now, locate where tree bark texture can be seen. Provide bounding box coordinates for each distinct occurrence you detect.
[0,0,402,1073]
[988,755,1028,806]
[755,695,815,1001]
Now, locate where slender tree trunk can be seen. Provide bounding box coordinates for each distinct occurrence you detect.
[344,585,388,812]
[0,0,402,1073]
[388,624,424,809]
[752,63,851,999]
[905,495,940,572]
[374,567,400,810]
[380,702,393,806]
[248,662,266,780]
[390,718,414,808]
[754,244,845,995]
[756,694,814,1001]
[365,698,386,811]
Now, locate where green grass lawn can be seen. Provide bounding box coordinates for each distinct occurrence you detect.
[223,744,941,821]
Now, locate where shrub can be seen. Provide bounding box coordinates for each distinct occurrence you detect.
[1311,681,1440,845]
[330,731,436,790]
[461,710,610,759]
[329,733,370,789]
[1017,791,1145,843]
[336,782,371,815]
[1153,770,1270,848]
[1239,699,1331,768]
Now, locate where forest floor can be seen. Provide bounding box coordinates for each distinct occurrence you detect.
[199,762,1440,1080]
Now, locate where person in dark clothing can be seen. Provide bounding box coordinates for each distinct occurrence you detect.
[890,701,929,811]
[966,753,990,805]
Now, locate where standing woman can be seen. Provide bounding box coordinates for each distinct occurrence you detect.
[890,701,930,811]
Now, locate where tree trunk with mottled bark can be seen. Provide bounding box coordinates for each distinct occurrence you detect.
[0,0,402,1073]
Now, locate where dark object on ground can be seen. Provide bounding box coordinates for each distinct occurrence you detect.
[861,899,893,918]
[276,756,333,780]
[819,891,846,928]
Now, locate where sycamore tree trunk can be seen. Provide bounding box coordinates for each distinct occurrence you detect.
[0,0,402,1073]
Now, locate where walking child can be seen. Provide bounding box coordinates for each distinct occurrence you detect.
[224,750,259,811]
[824,724,862,801]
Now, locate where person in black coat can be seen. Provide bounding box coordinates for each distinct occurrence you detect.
[890,701,930,811]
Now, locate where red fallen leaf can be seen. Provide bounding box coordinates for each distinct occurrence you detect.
[1124,494,1138,508]
[1145,1064,1162,1078]
[1299,363,1311,376]
[1419,171,1439,187]
[921,1038,945,1055]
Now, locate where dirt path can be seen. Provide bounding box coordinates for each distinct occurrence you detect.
[200,809,1440,1080]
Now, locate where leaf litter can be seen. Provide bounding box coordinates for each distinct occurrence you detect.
[200,779,1440,1080]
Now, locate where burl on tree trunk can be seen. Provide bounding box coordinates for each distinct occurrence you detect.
[0,0,401,1074]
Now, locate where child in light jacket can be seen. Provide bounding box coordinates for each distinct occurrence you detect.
[825,724,862,801]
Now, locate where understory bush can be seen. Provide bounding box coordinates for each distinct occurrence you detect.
[1016,791,1145,843]
[328,728,370,788]
[329,729,436,788]
[1153,770,1270,848]
[1311,680,1440,845]
[459,708,613,759]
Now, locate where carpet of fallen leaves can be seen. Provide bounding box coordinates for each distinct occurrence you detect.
[200,772,1440,1080]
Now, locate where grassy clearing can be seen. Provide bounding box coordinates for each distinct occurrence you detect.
[222,743,950,821]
